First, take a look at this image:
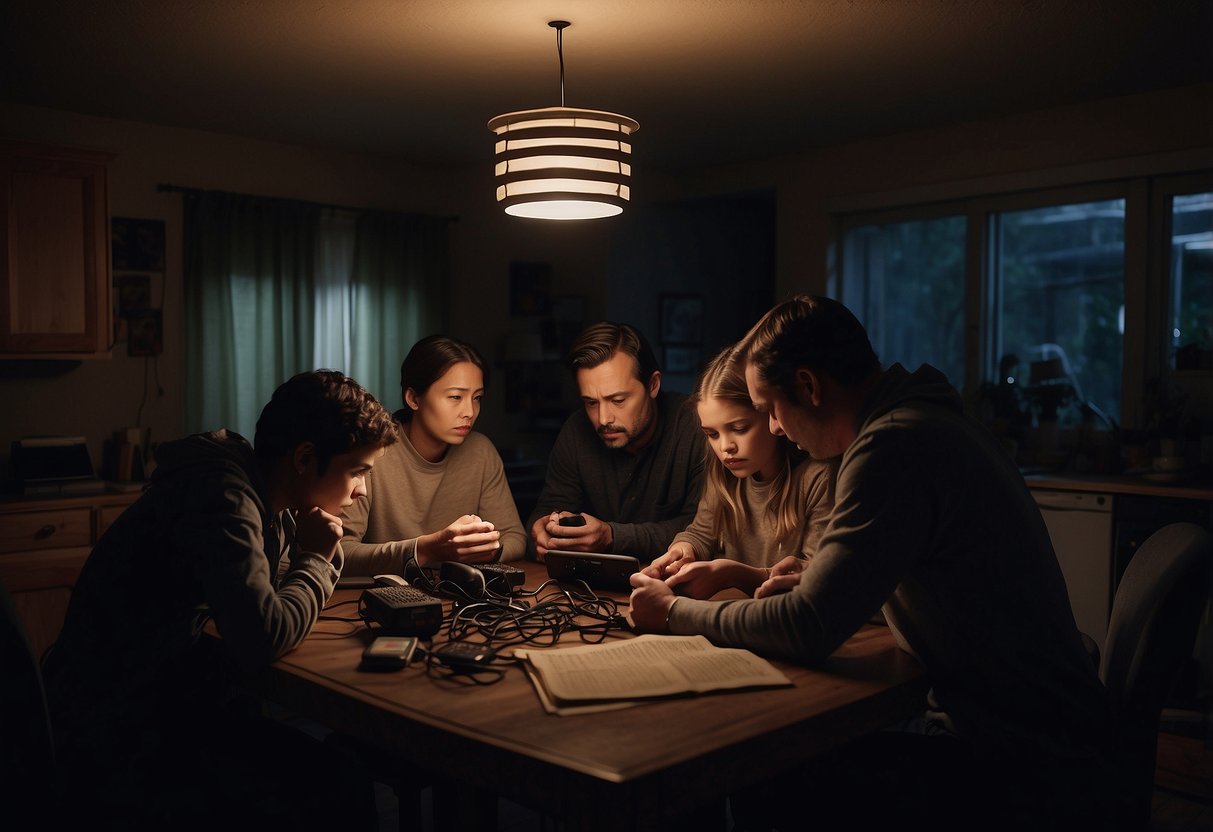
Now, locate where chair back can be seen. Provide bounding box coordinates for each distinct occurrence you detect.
[1099,521,1211,829]
[0,578,58,807]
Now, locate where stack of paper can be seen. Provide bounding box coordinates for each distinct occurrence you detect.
[515,635,793,715]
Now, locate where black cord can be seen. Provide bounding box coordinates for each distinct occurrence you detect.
[362,554,630,672]
[552,21,568,107]
[319,596,364,623]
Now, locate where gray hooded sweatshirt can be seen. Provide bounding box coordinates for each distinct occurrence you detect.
[43,429,341,763]
[670,364,1116,766]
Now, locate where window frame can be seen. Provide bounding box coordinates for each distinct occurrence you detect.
[829,174,1212,429]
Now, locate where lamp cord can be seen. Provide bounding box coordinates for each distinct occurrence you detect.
[551,20,569,107]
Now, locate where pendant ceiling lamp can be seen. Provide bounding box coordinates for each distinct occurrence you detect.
[488,21,639,220]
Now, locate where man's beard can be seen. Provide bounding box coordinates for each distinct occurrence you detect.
[598,398,654,450]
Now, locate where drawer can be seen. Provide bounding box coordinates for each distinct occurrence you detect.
[0,507,92,553]
[97,503,131,538]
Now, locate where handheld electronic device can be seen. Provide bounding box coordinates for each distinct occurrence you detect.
[439,560,487,599]
[434,641,497,671]
[359,585,444,637]
[557,514,586,527]
[544,550,641,592]
[360,635,417,671]
[473,562,526,594]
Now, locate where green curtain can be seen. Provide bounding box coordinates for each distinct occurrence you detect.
[183,190,448,438]
[349,210,448,411]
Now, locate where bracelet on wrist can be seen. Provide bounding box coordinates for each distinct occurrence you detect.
[664,597,679,630]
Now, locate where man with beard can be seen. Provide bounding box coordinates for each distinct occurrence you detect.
[528,321,705,561]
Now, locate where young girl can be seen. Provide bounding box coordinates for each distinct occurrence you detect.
[341,335,528,573]
[642,344,837,598]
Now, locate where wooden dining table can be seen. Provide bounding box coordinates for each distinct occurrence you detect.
[243,561,927,831]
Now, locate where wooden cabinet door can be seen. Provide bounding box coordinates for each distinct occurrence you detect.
[0,142,113,357]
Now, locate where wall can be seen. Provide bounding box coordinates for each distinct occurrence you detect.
[674,83,1213,432]
[3,83,1210,478]
[674,83,1213,299]
[0,101,625,476]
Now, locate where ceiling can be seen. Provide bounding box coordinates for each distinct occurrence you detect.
[2,1,1210,173]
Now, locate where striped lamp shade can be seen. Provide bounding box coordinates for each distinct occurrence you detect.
[488,106,639,220]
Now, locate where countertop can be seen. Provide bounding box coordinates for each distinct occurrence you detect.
[1023,470,1212,501]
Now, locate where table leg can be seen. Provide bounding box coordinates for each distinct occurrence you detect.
[432,777,498,832]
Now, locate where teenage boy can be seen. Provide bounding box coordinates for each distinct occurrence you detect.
[42,369,399,828]
[529,321,705,560]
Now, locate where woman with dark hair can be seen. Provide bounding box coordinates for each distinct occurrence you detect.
[341,335,527,573]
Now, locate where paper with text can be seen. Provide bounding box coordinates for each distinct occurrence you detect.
[516,634,792,705]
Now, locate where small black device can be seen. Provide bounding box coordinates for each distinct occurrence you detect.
[545,550,641,592]
[557,514,586,527]
[472,562,526,594]
[439,560,487,599]
[360,635,417,671]
[434,641,497,671]
[360,585,444,637]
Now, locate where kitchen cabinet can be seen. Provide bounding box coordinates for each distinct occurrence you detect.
[1033,489,1114,646]
[1026,474,1212,712]
[0,490,139,658]
[0,141,113,358]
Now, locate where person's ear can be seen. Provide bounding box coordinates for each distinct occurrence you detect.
[292,441,316,476]
[404,387,421,412]
[793,368,822,406]
[647,370,662,399]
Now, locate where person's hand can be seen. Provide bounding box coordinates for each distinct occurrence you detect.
[294,506,344,561]
[768,555,806,578]
[532,512,612,556]
[666,559,767,599]
[628,571,676,633]
[755,556,807,598]
[641,544,696,579]
[415,515,500,565]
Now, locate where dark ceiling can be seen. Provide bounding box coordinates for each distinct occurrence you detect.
[2,1,1210,172]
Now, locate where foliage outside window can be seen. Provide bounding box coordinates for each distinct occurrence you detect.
[840,216,966,389]
[1169,191,1213,371]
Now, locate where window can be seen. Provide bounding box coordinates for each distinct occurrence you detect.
[840,215,967,388]
[991,199,1125,427]
[1168,191,1213,371]
[834,173,1210,450]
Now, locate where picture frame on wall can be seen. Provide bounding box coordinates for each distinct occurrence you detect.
[112,272,152,343]
[659,294,702,345]
[112,217,166,272]
[127,310,163,357]
[663,346,702,374]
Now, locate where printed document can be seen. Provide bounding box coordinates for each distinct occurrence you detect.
[515,634,792,714]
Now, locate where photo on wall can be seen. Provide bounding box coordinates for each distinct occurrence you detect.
[659,294,703,345]
[127,310,163,357]
[112,273,151,343]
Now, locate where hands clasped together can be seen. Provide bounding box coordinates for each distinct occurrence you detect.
[416,514,501,564]
[629,550,807,633]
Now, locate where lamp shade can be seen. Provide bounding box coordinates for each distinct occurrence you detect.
[488,106,639,220]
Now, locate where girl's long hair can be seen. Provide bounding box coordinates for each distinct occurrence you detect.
[690,345,805,552]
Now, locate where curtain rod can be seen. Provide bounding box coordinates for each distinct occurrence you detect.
[156,183,459,223]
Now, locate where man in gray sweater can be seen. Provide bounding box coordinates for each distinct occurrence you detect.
[630,296,1127,830]
[529,321,705,560]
